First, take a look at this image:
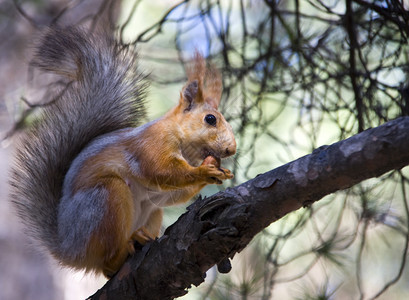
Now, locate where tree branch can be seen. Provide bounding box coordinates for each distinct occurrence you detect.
[89,116,409,300]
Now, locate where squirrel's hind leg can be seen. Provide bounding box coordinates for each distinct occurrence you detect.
[60,176,136,277]
[95,176,136,277]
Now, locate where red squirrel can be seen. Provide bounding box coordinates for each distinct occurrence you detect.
[10,26,236,277]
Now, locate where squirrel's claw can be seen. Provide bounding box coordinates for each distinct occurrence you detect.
[128,227,156,254]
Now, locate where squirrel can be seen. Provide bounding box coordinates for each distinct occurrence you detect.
[10,26,236,278]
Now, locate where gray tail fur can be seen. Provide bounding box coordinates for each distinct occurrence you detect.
[9,26,147,258]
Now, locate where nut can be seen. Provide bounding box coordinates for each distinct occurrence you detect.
[202,155,221,168]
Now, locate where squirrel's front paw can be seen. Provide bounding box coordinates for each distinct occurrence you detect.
[199,164,234,184]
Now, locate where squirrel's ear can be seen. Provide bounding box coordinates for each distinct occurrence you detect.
[180,80,201,111]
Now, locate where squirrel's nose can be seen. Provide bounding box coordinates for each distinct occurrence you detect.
[225,140,237,157]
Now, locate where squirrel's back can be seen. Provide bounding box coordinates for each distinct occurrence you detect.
[9,26,147,258]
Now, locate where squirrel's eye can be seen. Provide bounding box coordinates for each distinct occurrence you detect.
[205,114,217,126]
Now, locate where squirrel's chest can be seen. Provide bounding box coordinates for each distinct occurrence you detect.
[127,179,192,229]
[126,171,199,207]
[128,179,169,207]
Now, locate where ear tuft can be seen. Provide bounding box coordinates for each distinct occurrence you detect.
[204,64,222,108]
[205,97,219,109]
[182,80,198,111]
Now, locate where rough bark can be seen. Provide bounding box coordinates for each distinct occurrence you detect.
[89,116,409,300]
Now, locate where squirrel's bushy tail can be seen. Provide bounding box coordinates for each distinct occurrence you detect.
[10,26,147,258]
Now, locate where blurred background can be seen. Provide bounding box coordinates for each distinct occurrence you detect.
[1,0,409,299]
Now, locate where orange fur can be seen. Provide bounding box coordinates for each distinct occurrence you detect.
[64,52,236,276]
